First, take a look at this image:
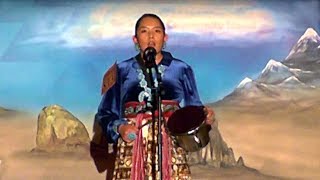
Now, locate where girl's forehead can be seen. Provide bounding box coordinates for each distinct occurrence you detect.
[138,17,162,27]
[139,25,162,29]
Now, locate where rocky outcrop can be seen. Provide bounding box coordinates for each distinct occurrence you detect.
[0,107,21,117]
[188,116,243,168]
[33,104,90,153]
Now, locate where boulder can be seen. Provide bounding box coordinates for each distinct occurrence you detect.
[33,104,90,153]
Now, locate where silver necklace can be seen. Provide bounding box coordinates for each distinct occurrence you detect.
[137,64,166,102]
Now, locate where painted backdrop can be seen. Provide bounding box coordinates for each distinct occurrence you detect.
[0,0,319,114]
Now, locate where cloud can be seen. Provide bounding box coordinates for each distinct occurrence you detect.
[21,1,308,48]
[84,2,275,42]
[166,10,274,39]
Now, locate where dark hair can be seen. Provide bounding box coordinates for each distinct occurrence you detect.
[135,13,166,37]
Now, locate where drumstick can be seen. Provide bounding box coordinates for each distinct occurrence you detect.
[127,121,154,141]
[138,121,152,129]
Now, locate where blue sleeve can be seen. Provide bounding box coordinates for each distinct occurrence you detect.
[182,65,203,106]
[94,65,128,144]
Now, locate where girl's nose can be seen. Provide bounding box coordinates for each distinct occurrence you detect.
[148,31,154,38]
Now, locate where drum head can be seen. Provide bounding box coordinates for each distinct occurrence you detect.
[167,105,206,134]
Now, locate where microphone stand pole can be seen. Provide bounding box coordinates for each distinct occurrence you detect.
[146,61,163,180]
[156,68,163,180]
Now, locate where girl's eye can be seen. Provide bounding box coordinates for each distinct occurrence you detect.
[155,29,162,33]
[140,29,147,33]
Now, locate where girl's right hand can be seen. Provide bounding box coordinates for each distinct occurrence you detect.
[118,124,138,143]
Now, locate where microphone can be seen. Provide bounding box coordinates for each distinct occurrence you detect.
[143,47,156,68]
[143,47,159,88]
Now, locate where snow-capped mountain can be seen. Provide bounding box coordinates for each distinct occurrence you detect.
[237,77,252,89]
[297,28,319,44]
[233,77,276,99]
[255,58,317,87]
[257,59,294,84]
[256,28,320,87]
[216,28,320,105]
[285,28,320,63]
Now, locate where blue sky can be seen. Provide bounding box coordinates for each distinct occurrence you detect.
[0,0,319,115]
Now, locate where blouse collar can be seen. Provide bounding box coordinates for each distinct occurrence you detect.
[132,51,173,69]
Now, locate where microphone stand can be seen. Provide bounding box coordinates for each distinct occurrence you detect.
[157,74,163,180]
[145,54,163,180]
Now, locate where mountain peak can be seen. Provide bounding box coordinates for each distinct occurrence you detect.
[285,28,320,61]
[261,59,285,74]
[258,59,294,84]
[297,28,319,43]
[237,77,252,88]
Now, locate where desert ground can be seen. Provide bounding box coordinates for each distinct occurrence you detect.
[0,106,319,180]
[213,104,320,180]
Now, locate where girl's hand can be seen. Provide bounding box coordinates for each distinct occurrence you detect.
[118,124,138,143]
[204,106,215,125]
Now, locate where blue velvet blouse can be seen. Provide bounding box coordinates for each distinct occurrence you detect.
[95,51,203,143]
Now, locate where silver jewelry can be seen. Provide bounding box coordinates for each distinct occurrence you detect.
[137,69,151,102]
[162,42,166,49]
[136,65,166,102]
[135,43,140,51]
[158,64,166,78]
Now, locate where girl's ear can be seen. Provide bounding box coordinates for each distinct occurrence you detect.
[132,35,138,44]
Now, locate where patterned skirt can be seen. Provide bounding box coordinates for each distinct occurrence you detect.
[112,101,191,180]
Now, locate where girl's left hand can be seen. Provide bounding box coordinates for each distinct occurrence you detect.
[204,106,215,125]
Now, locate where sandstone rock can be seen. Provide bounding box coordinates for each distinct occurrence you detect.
[188,116,243,168]
[236,156,245,167]
[221,148,236,167]
[34,105,90,153]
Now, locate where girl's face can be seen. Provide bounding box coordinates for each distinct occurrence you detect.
[133,16,168,56]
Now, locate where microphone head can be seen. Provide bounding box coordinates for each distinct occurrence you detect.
[143,47,156,65]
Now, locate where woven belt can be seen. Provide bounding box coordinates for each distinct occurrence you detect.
[124,100,180,119]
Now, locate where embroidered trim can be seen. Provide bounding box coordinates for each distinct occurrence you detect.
[137,65,166,102]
